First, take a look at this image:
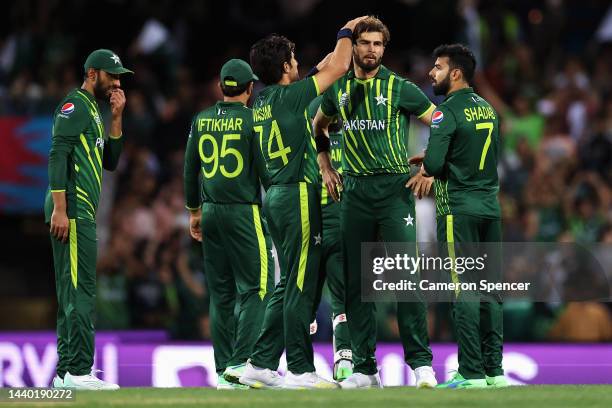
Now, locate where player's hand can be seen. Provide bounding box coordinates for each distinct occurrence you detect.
[50,209,69,243]
[343,16,368,31]
[408,152,425,166]
[322,167,343,202]
[406,168,433,199]
[189,210,202,242]
[110,88,126,117]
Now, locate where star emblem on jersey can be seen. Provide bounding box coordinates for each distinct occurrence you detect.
[404,213,414,226]
[375,94,387,106]
[314,233,322,245]
[110,54,121,64]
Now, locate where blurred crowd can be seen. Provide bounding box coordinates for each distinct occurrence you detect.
[2,0,610,341]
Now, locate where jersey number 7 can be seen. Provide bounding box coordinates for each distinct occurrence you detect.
[476,122,493,170]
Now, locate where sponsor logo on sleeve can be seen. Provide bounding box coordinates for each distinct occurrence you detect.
[61,103,75,115]
[432,110,444,124]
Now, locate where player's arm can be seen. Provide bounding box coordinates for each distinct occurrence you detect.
[183,121,202,242]
[49,100,88,243]
[399,80,436,127]
[423,106,456,177]
[285,17,367,115]
[395,80,435,197]
[103,89,127,171]
[314,103,342,202]
[252,129,271,191]
[312,16,368,94]
[417,105,436,126]
[49,133,77,243]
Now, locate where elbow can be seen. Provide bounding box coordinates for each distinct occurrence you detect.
[333,59,351,75]
[327,55,350,76]
[338,60,351,74]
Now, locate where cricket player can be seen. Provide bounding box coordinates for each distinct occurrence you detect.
[238,16,368,389]
[308,96,353,381]
[419,43,506,388]
[183,59,275,390]
[46,49,132,390]
[313,16,438,388]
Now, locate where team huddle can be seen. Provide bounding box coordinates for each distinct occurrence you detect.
[47,16,506,390]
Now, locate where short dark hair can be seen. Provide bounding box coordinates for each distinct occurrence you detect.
[353,16,390,46]
[220,82,251,97]
[250,34,295,86]
[433,44,476,83]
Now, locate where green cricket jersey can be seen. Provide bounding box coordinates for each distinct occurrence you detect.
[320,65,435,176]
[307,95,343,208]
[184,101,264,207]
[44,88,123,223]
[252,76,321,185]
[423,87,500,219]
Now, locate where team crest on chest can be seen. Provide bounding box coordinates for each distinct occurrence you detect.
[339,92,349,107]
[93,112,102,126]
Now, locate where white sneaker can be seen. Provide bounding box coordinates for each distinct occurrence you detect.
[238,361,284,389]
[217,374,249,390]
[283,371,338,389]
[51,375,64,388]
[414,366,437,388]
[63,371,120,390]
[340,372,382,389]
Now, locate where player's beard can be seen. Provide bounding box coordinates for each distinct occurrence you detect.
[354,53,382,73]
[432,73,451,96]
[94,76,113,99]
[93,80,111,100]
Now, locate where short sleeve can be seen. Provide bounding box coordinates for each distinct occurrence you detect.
[398,80,435,118]
[283,76,320,115]
[307,95,323,120]
[53,99,90,137]
[320,85,338,118]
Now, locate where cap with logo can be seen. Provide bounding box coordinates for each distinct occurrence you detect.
[84,49,134,75]
[220,59,258,87]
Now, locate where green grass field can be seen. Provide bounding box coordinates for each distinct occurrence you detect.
[5,386,612,408]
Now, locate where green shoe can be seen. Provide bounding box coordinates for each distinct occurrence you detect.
[223,363,246,384]
[334,360,353,381]
[333,350,353,381]
[436,372,487,389]
[486,375,508,388]
[217,374,249,390]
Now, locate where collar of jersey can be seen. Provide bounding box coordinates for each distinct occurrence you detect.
[444,87,474,101]
[347,65,391,80]
[218,101,244,106]
[75,87,97,105]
